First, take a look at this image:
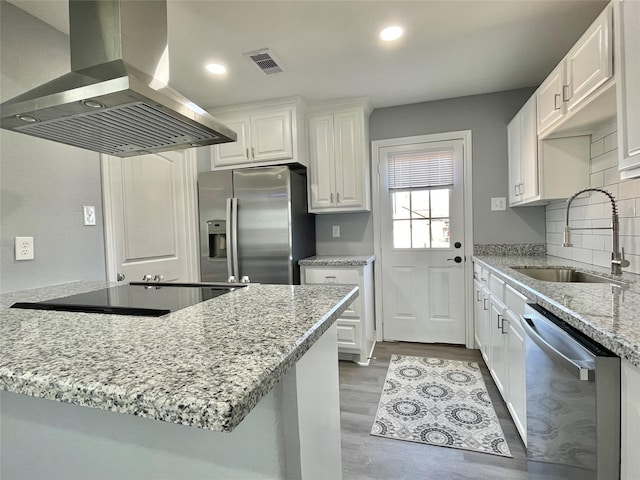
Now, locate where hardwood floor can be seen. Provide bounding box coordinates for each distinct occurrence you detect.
[338,342,532,480]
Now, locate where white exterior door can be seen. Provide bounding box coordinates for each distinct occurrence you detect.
[377,136,466,344]
[102,150,199,284]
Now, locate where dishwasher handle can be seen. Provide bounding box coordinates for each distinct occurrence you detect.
[522,315,594,381]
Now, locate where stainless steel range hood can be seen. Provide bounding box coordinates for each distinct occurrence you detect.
[0,0,236,157]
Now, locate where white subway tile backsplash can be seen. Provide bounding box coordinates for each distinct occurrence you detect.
[604,132,618,153]
[618,178,640,200]
[591,138,605,158]
[546,232,564,245]
[604,167,620,186]
[591,150,618,173]
[572,247,593,264]
[591,171,605,188]
[547,208,566,222]
[618,199,637,218]
[593,250,612,268]
[620,217,640,236]
[582,234,605,251]
[545,130,639,274]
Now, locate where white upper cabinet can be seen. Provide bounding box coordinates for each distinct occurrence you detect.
[614,0,640,179]
[214,118,251,167]
[536,63,566,134]
[208,97,306,170]
[508,96,539,206]
[565,6,613,112]
[509,95,589,207]
[536,4,614,137]
[307,99,371,213]
[250,109,294,162]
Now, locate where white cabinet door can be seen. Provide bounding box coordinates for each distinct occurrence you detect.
[214,117,250,167]
[333,110,365,209]
[489,296,508,398]
[566,6,612,113]
[507,114,522,205]
[308,115,336,209]
[508,96,538,206]
[536,63,565,133]
[251,108,293,162]
[307,101,370,213]
[505,309,527,443]
[473,279,485,349]
[615,0,640,178]
[519,97,539,203]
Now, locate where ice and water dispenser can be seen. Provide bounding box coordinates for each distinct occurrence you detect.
[207,220,227,258]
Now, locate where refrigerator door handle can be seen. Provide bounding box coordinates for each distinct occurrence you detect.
[225,198,234,279]
[230,197,240,279]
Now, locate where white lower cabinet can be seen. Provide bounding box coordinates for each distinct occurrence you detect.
[489,295,508,397]
[473,261,527,443]
[301,262,375,365]
[504,307,527,443]
[621,359,640,479]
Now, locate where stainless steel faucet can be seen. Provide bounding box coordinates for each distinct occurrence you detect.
[563,188,630,275]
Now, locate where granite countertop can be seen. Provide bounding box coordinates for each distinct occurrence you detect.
[0,281,358,432]
[299,255,375,266]
[473,255,640,367]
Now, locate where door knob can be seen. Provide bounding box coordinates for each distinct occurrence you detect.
[447,256,463,263]
[454,242,462,249]
[117,273,125,281]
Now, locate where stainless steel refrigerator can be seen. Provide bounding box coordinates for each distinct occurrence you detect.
[198,165,315,284]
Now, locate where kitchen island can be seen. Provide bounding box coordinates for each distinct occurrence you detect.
[0,281,358,480]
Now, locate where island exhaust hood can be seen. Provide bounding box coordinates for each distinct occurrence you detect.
[0,0,236,157]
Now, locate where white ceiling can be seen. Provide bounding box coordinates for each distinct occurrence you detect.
[9,0,608,110]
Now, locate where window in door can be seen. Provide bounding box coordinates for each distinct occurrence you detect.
[388,149,453,249]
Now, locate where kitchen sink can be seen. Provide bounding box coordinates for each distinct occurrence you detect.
[511,267,621,284]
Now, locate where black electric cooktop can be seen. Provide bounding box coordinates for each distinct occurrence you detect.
[11,282,244,317]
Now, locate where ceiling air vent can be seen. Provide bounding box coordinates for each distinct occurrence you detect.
[244,48,286,76]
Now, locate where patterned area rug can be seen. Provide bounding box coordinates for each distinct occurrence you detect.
[370,355,512,457]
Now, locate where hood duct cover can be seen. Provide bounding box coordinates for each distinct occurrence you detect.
[0,0,236,157]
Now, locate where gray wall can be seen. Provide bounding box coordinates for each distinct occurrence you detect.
[1,2,106,293]
[316,88,547,254]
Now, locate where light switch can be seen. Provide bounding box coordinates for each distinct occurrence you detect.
[83,206,96,226]
[491,197,507,211]
[332,225,340,238]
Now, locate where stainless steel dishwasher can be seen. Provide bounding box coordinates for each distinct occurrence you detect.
[521,303,620,480]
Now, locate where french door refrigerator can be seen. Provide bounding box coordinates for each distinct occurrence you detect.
[198,165,315,285]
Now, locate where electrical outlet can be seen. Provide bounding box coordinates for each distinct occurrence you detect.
[491,197,507,211]
[332,225,340,238]
[83,205,96,226]
[15,236,34,261]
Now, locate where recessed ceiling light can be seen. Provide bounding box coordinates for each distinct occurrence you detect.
[380,26,404,42]
[205,63,227,75]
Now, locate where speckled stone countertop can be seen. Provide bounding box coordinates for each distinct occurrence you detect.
[299,255,375,266]
[0,281,358,432]
[474,255,640,367]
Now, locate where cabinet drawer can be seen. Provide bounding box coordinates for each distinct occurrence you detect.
[336,319,361,350]
[304,267,360,285]
[505,284,528,316]
[303,267,361,317]
[489,275,505,301]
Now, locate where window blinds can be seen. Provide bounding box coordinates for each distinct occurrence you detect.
[387,149,454,190]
